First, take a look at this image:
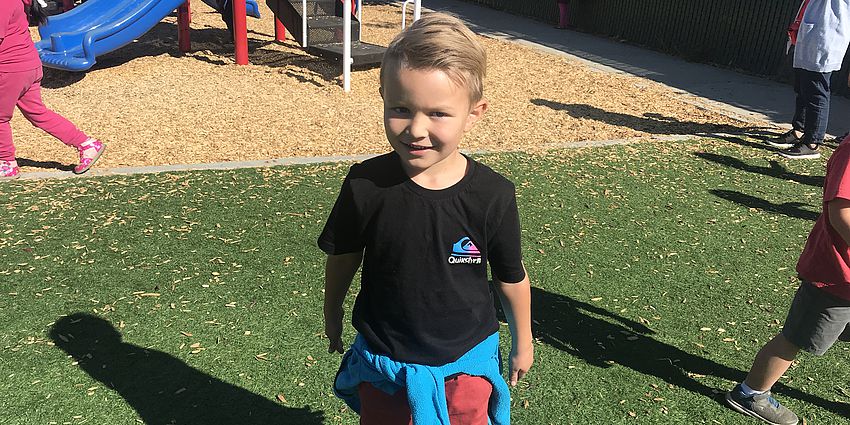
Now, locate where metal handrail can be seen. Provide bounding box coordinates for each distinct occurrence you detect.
[401,0,421,29]
[343,0,351,92]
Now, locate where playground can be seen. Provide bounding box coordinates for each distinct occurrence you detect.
[4,1,850,425]
[10,1,752,174]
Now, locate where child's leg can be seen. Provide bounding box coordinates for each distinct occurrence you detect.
[797,69,831,146]
[557,0,569,28]
[791,68,806,137]
[445,374,492,424]
[743,333,800,391]
[358,375,493,425]
[746,282,850,391]
[15,68,88,148]
[0,72,25,161]
[358,383,412,425]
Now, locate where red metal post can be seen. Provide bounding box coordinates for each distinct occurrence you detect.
[274,17,286,42]
[177,1,191,53]
[233,0,249,65]
[62,0,75,12]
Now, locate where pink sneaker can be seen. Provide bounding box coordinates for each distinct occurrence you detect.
[74,138,105,174]
[0,160,20,179]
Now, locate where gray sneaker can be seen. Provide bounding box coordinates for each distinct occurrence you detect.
[778,143,820,159]
[725,384,799,425]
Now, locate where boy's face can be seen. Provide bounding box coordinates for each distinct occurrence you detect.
[381,65,486,175]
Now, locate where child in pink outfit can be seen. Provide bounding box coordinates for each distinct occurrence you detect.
[0,0,104,178]
[556,0,570,29]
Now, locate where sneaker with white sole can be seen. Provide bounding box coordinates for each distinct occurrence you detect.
[726,384,799,425]
[73,138,105,174]
[766,130,800,149]
[0,160,19,179]
[779,143,820,159]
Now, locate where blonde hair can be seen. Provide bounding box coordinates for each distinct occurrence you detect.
[380,13,487,103]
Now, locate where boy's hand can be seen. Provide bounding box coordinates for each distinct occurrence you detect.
[327,334,345,354]
[324,309,345,354]
[509,342,534,386]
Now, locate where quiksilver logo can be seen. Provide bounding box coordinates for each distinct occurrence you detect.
[448,237,482,264]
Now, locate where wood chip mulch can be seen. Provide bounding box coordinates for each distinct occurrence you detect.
[12,2,760,173]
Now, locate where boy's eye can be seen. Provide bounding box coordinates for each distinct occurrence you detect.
[390,107,410,114]
[430,111,449,118]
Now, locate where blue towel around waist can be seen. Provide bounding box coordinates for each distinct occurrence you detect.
[334,332,511,425]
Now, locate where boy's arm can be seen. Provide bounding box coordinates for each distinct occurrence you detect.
[494,268,534,386]
[324,251,363,354]
[828,198,850,245]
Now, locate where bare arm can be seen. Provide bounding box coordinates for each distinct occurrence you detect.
[324,251,363,353]
[828,198,850,245]
[494,268,534,386]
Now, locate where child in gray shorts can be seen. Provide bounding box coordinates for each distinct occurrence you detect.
[725,134,850,425]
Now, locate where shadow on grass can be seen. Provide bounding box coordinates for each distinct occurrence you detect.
[49,313,325,425]
[695,152,823,187]
[710,189,819,221]
[529,288,850,416]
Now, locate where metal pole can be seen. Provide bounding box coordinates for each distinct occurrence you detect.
[302,0,307,47]
[343,0,351,92]
[233,0,248,64]
[414,0,421,21]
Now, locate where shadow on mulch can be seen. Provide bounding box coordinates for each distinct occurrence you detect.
[49,313,325,425]
[16,158,74,172]
[530,98,778,145]
[694,152,823,187]
[709,189,819,221]
[519,287,850,417]
[41,16,346,88]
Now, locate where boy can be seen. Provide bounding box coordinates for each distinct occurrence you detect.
[726,134,850,424]
[318,13,533,425]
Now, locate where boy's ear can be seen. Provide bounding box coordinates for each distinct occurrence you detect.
[464,99,488,132]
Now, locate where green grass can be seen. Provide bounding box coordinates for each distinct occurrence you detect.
[1,138,848,424]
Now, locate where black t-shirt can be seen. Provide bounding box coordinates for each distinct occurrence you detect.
[318,153,526,366]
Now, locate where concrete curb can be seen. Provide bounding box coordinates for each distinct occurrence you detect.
[6,136,704,181]
[11,154,377,181]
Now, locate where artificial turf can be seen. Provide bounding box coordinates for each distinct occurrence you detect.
[1,138,848,424]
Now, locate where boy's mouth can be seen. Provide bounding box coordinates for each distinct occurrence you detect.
[403,142,433,151]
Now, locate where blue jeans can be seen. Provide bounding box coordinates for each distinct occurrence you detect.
[791,68,832,146]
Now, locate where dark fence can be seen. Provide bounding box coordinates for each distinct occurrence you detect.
[458,0,850,96]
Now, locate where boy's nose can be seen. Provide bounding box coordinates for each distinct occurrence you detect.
[407,114,429,139]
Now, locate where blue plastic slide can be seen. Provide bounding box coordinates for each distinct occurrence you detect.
[36,0,261,72]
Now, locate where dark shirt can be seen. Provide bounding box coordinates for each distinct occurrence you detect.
[318,153,525,366]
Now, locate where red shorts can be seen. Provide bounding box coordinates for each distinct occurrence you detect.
[358,374,493,425]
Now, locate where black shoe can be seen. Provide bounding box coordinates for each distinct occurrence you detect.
[827,132,850,147]
[779,143,820,159]
[766,130,800,149]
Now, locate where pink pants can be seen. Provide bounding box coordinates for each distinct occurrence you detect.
[0,67,88,161]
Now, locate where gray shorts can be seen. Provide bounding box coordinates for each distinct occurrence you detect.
[781,282,850,355]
